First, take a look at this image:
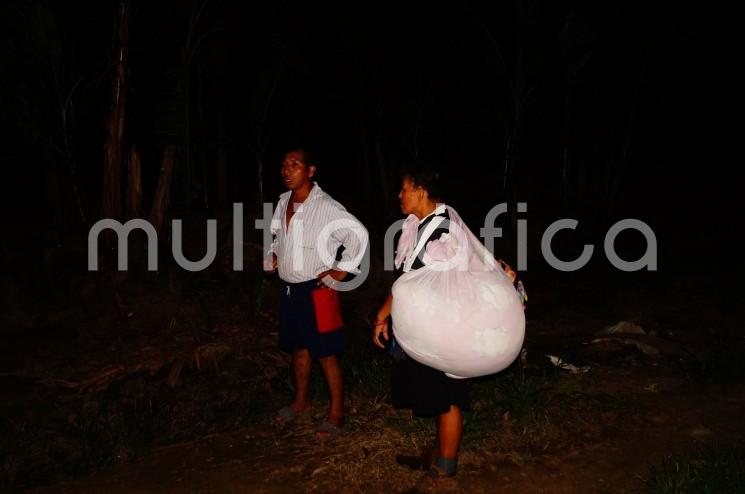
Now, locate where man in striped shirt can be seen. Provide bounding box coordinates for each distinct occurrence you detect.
[267,149,368,439]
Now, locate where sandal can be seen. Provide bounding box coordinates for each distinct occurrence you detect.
[315,420,343,440]
[275,405,309,424]
[426,457,457,478]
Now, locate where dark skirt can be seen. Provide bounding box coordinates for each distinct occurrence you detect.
[391,346,470,417]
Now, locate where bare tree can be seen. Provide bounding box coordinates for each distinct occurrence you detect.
[149,145,177,235]
[101,0,131,222]
[126,145,142,218]
[466,1,536,228]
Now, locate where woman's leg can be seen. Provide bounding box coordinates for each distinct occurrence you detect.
[432,405,462,476]
[437,405,462,458]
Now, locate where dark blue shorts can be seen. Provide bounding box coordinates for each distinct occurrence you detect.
[278,279,345,359]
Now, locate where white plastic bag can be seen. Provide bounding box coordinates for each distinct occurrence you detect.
[391,206,525,378]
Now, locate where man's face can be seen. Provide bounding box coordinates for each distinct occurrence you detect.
[281,151,315,191]
[399,177,424,215]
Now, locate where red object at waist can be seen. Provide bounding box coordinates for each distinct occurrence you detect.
[312,286,344,333]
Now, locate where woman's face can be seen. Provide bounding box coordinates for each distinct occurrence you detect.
[399,177,424,216]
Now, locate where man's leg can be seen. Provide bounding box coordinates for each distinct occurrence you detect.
[290,349,312,411]
[317,354,344,428]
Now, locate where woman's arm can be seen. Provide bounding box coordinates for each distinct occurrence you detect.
[372,293,393,349]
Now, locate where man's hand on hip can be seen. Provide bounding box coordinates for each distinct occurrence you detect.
[316,269,348,287]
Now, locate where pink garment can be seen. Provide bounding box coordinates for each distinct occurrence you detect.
[393,214,420,269]
[391,206,525,378]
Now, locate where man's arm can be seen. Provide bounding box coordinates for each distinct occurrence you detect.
[327,210,369,275]
[316,209,367,285]
[264,199,283,272]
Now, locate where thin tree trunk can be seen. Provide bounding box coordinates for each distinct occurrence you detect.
[200,147,209,210]
[69,167,87,226]
[255,118,275,214]
[101,0,131,221]
[374,136,391,216]
[503,131,512,194]
[577,157,587,218]
[561,88,574,213]
[253,66,281,215]
[150,145,176,235]
[607,68,644,217]
[126,145,142,218]
[216,110,227,217]
[358,124,371,207]
[255,151,264,214]
[45,162,63,227]
[183,65,192,208]
[63,137,87,225]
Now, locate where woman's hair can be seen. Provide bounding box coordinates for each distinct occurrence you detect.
[401,164,444,202]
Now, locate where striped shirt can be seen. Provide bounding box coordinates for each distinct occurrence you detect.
[270,183,369,283]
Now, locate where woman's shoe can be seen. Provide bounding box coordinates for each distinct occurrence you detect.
[427,456,457,477]
[395,445,437,470]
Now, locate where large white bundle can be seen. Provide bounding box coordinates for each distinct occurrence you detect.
[391,206,525,378]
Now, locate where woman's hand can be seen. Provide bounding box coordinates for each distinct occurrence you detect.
[373,318,389,349]
[373,293,394,349]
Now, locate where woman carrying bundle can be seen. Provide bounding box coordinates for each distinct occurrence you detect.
[373,166,525,480]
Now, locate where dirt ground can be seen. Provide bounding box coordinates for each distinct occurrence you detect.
[24,373,745,494]
[5,261,745,493]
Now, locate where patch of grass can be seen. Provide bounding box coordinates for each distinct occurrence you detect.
[495,364,549,424]
[463,377,504,443]
[553,375,585,396]
[462,410,508,448]
[252,277,275,314]
[640,442,745,494]
[299,348,391,405]
[554,388,627,417]
[464,363,553,443]
[2,356,272,489]
[684,342,745,384]
[383,410,431,437]
[343,351,391,403]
